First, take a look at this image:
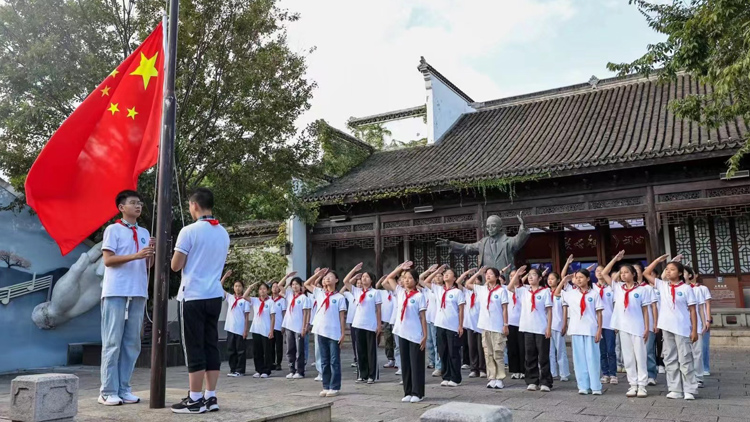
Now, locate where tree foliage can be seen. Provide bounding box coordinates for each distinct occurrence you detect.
[223,246,288,294]
[607,0,750,174]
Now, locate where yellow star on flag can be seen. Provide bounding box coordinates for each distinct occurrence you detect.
[126,107,138,120]
[107,103,119,115]
[130,52,159,90]
[109,69,119,78]
[100,86,111,97]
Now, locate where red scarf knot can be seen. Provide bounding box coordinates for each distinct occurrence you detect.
[116,219,139,251]
[322,291,335,311]
[257,299,266,316]
[623,284,638,309]
[487,285,502,310]
[599,286,605,299]
[441,286,456,309]
[290,293,303,310]
[470,291,476,308]
[199,215,220,226]
[231,295,242,310]
[359,288,370,305]
[670,282,685,306]
[580,289,589,318]
[273,296,283,303]
[530,287,545,312]
[512,292,517,306]
[401,290,419,321]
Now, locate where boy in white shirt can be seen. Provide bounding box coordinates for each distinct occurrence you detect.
[170,188,230,414]
[99,190,154,406]
[221,273,250,377]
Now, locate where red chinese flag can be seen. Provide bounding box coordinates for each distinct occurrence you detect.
[25,23,165,255]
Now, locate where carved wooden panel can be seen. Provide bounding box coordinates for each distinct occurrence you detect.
[353,223,374,232]
[444,214,475,223]
[383,220,410,229]
[706,186,750,198]
[693,217,714,275]
[536,203,586,215]
[312,227,331,235]
[736,216,750,273]
[658,191,701,202]
[383,236,403,248]
[663,206,750,225]
[673,223,694,267]
[331,226,352,234]
[414,217,442,226]
[315,238,374,249]
[495,209,533,218]
[590,197,643,209]
[713,216,735,274]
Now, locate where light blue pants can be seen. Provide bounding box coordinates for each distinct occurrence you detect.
[427,322,442,370]
[100,297,145,397]
[572,335,603,392]
[702,331,710,372]
[314,333,322,374]
[646,331,657,379]
[549,330,570,378]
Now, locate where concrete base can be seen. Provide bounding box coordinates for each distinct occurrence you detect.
[710,328,750,347]
[421,401,512,422]
[10,374,78,422]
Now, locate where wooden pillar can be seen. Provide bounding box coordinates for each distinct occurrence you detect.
[551,230,566,272]
[595,219,611,265]
[374,215,382,278]
[476,204,485,241]
[645,185,661,262]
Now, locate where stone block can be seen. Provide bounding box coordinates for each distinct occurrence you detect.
[10,374,78,422]
[421,402,512,422]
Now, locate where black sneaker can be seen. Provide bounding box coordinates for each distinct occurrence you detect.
[170,394,206,414]
[205,396,219,412]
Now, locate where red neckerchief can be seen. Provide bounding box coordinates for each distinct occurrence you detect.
[470,291,476,308]
[640,281,649,287]
[599,285,605,299]
[670,282,685,306]
[387,292,392,301]
[623,284,638,309]
[231,295,242,310]
[401,290,419,321]
[579,288,590,318]
[487,284,502,310]
[359,288,370,305]
[116,219,139,251]
[322,291,335,311]
[441,285,456,308]
[530,287,546,312]
[257,298,267,316]
[690,284,696,288]
[512,291,517,306]
[273,296,283,303]
[290,293,303,310]
[199,215,220,226]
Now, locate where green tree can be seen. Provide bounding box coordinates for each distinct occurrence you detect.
[608,0,750,174]
[0,0,318,225]
[350,123,392,151]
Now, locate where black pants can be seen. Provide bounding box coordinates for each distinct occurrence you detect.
[268,329,283,369]
[399,337,425,398]
[285,329,306,376]
[252,334,273,375]
[355,328,378,380]
[226,331,247,374]
[461,330,470,366]
[467,329,486,373]
[383,323,395,361]
[181,298,222,373]
[524,332,552,387]
[507,325,525,374]
[655,330,664,366]
[351,325,358,363]
[436,327,462,384]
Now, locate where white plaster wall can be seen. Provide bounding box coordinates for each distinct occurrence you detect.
[287,216,308,279]
[426,75,474,144]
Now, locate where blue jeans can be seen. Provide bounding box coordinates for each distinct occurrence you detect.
[427,322,441,370]
[100,297,145,396]
[646,331,657,379]
[702,331,710,372]
[318,335,341,391]
[599,329,617,376]
[572,335,602,392]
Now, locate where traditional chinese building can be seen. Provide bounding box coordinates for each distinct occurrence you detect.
[304,58,750,309]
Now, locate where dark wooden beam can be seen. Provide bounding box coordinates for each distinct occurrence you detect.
[595,219,611,265]
[645,185,661,262]
[374,215,382,278]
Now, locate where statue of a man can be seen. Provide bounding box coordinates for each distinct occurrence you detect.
[436,213,530,270]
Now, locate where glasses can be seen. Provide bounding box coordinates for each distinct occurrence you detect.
[126,201,144,207]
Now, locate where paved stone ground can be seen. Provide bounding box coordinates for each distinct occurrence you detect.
[1,344,748,422]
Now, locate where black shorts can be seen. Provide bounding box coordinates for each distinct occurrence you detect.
[181,297,222,373]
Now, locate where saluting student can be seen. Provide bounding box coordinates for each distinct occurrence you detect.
[280,276,311,379]
[683,266,707,387]
[243,281,276,378]
[380,284,397,369]
[593,265,618,385]
[270,281,287,371]
[339,277,359,370]
[689,269,712,376]
[460,275,486,379]
[422,265,442,377]
[221,272,250,377]
[506,269,525,380]
[343,263,383,384]
[546,265,570,382]
[634,263,660,386]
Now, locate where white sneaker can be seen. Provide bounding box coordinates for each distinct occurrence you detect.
[510,373,519,379]
[626,387,638,397]
[260,373,269,379]
[468,371,478,378]
[292,373,304,379]
[486,380,495,389]
[600,376,610,383]
[658,366,666,374]
[647,378,656,386]
[637,387,648,398]
[461,364,470,370]
[560,376,569,382]
[592,390,602,395]
[286,373,294,379]
[410,396,423,403]
[355,378,363,383]
[479,372,487,378]
[526,384,538,391]
[395,369,402,376]
[325,390,339,397]
[446,381,459,387]
[697,380,704,388]
[610,377,619,384]
[401,395,413,403]
[493,380,504,389]
[314,375,323,381]
[519,373,525,379]
[540,385,551,392]
[319,390,329,397]
[578,389,590,395]
[399,380,403,385]
[120,392,140,404]
[351,362,357,367]
[98,394,123,406]
[666,392,683,399]
[227,372,238,377]
[431,370,442,377]
[440,380,449,387]
[252,373,261,378]
[617,366,625,373]
[683,392,695,400]
[383,360,395,368]
[703,371,711,376]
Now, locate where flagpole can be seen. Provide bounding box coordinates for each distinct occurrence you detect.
[150,0,179,409]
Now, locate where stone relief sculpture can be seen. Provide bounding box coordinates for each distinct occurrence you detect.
[32,242,104,329]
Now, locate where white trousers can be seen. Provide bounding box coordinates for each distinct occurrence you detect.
[691,332,704,381]
[662,330,698,394]
[619,331,648,387]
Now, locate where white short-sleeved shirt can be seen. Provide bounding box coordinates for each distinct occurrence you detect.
[392,286,427,345]
[389,293,399,326]
[641,283,657,332]
[475,284,509,333]
[561,288,604,337]
[690,285,707,332]
[432,285,465,332]
[611,282,652,336]
[652,285,662,311]
[516,286,552,335]
[462,288,482,332]
[282,291,311,333]
[342,292,356,325]
[352,286,382,332]
[101,223,150,298]
[655,279,697,338]
[550,289,565,333]
[271,297,286,331]
[697,284,712,324]
[311,288,348,341]
[174,219,230,302]
[224,295,250,336]
[507,288,522,327]
[308,292,318,325]
[249,297,276,338]
[424,287,438,324]
[593,284,615,330]
[379,290,394,323]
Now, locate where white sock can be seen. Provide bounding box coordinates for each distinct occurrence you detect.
[189,391,203,401]
[204,390,216,399]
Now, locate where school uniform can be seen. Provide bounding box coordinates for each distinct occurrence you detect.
[224,295,251,374]
[249,297,276,376]
[516,286,553,388]
[549,287,570,379]
[689,285,707,382]
[352,286,382,381]
[342,291,358,368]
[474,284,509,382]
[311,287,348,392]
[506,287,526,376]
[594,284,617,378]
[389,293,402,370]
[462,288,485,375]
[393,286,428,399]
[698,285,712,373]
[561,288,604,393]
[424,287,441,370]
[642,282,659,380]
[269,296,286,370]
[380,290,396,363]
[433,284,465,384]
[308,292,320,373]
[652,286,665,368]
[175,217,230,374]
[611,282,652,388]
[100,221,150,398]
[282,289,311,376]
[655,278,699,396]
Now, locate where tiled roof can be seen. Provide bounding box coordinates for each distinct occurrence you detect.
[228,220,280,237]
[308,73,749,202]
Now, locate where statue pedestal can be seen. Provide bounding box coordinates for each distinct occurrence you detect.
[10,374,78,422]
